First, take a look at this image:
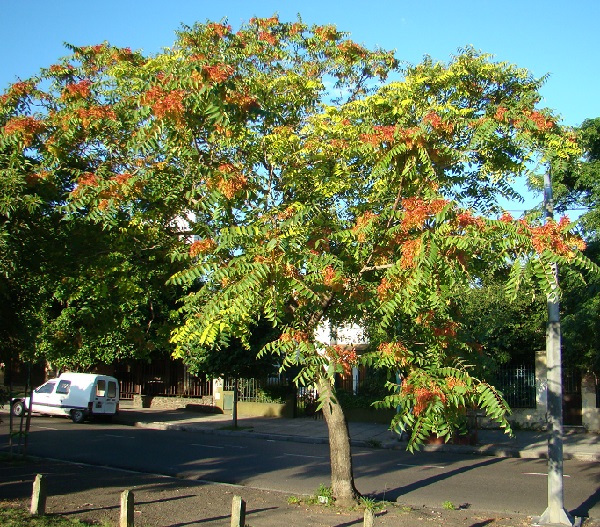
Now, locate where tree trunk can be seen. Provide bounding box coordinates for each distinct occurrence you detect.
[317,376,360,507]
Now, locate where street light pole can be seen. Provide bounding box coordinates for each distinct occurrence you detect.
[536,168,575,527]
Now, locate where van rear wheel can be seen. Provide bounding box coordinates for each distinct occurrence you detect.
[11,401,26,417]
[71,409,86,423]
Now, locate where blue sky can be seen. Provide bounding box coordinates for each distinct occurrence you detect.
[1,0,598,212]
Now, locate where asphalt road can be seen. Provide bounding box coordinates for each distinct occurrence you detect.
[2,415,599,519]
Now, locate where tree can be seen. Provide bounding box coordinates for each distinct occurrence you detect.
[1,18,595,506]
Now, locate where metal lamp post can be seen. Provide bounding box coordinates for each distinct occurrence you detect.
[535,169,577,527]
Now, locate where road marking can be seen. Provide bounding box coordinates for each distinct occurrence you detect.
[283,453,326,460]
[103,434,135,439]
[397,463,446,469]
[523,472,571,478]
[36,426,59,431]
[223,445,247,449]
[191,443,225,449]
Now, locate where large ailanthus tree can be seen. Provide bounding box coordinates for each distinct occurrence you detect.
[1,17,596,506]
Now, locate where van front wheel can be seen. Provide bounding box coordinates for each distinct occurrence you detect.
[71,409,86,424]
[11,401,26,417]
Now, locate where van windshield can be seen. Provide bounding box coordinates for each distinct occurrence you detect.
[35,382,56,394]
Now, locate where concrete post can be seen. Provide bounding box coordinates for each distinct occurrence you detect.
[120,489,135,527]
[536,169,574,527]
[30,474,47,516]
[581,373,600,432]
[364,507,375,527]
[231,495,246,527]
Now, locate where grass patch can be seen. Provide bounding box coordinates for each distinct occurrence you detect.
[0,504,109,526]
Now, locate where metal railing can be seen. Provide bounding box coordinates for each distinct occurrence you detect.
[493,364,537,408]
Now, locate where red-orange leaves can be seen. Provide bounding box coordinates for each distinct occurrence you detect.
[379,341,409,366]
[326,344,358,375]
[71,172,98,197]
[525,110,555,131]
[208,163,248,199]
[336,40,367,61]
[75,105,117,129]
[314,25,338,41]
[413,383,446,416]
[400,197,448,232]
[456,210,485,230]
[528,217,586,257]
[352,211,378,242]
[399,238,422,269]
[62,80,92,100]
[189,238,217,258]
[258,31,277,46]
[206,23,232,38]
[3,116,45,146]
[142,86,186,120]
[322,265,344,292]
[202,64,235,83]
[225,89,259,112]
[422,111,453,134]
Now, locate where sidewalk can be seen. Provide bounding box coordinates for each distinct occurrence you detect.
[114,405,600,462]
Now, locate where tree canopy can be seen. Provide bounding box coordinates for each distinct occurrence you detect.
[1,16,596,504]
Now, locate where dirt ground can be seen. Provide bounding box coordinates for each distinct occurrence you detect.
[0,456,595,527]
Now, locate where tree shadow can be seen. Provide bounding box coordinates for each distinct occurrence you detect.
[167,506,278,527]
[369,456,503,501]
[570,485,600,519]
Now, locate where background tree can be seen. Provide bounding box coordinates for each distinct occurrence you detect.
[551,117,600,372]
[189,319,281,428]
[0,73,184,375]
[1,18,595,506]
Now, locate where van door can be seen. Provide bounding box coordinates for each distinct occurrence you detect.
[31,380,57,415]
[93,378,118,415]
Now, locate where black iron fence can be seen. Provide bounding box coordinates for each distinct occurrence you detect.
[223,375,291,403]
[491,364,537,408]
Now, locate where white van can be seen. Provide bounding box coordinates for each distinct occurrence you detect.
[11,372,119,423]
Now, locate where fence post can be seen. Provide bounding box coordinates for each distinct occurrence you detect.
[364,507,375,527]
[30,474,47,516]
[231,495,246,527]
[120,489,135,527]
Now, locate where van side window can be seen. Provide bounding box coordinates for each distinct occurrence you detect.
[96,379,106,397]
[35,381,56,394]
[56,380,71,394]
[107,381,117,398]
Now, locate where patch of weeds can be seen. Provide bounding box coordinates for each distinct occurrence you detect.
[399,505,413,513]
[359,496,390,512]
[307,484,334,506]
[365,439,383,448]
[287,495,302,505]
[442,500,457,510]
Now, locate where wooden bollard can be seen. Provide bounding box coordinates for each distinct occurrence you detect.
[364,507,375,527]
[120,489,135,527]
[231,495,246,527]
[30,474,47,516]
